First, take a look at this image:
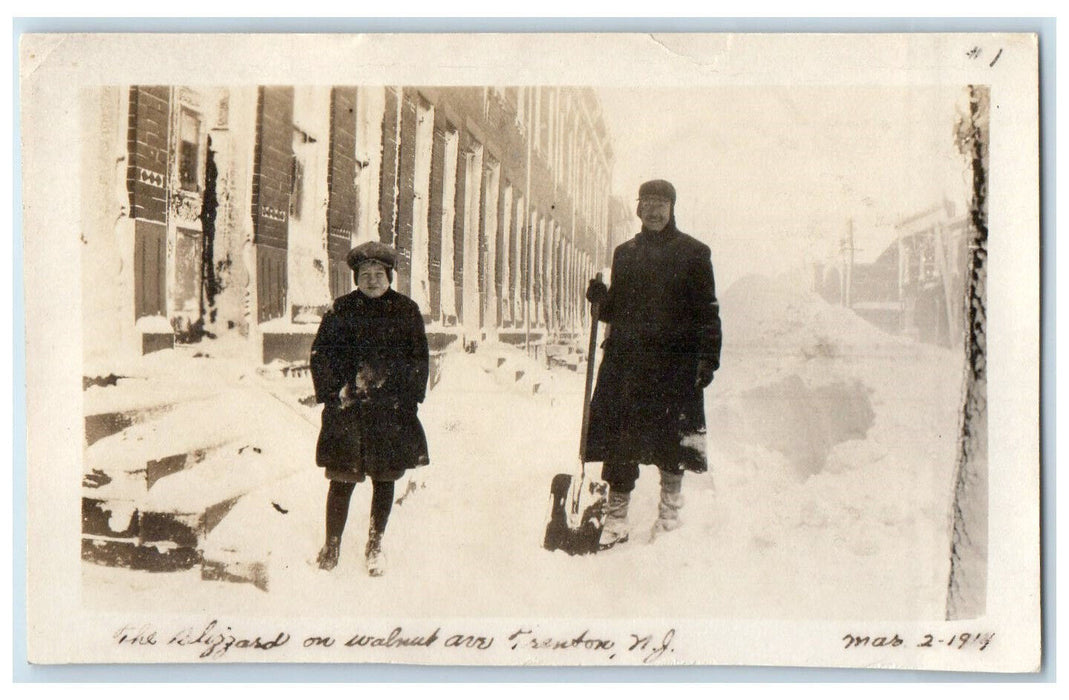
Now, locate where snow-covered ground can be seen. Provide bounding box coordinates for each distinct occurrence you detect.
[83,273,966,621]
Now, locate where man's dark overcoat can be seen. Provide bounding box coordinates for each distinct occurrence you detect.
[310,288,430,482]
[585,224,722,472]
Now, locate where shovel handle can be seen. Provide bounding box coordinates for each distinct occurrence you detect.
[578,272,603,466]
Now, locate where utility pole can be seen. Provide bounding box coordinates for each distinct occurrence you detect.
[933,221,958,346]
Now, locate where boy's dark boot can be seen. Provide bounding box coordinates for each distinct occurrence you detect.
[365,528,386,577]
[317,535,341,571]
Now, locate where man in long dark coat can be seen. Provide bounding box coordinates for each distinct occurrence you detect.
[585,179,722,549]
[310,241,430,575]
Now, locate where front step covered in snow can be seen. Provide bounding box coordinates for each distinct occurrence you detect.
[82,439,297,571]
[84,375,223,448]
[545,342,585,371]
[82,364,319,573]
[474,342,573,396]
[81,497,231,572]
[198,468,320,592]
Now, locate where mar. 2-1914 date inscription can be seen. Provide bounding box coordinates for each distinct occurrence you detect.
[842,632,996,651]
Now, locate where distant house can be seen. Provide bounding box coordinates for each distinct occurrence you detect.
[814,201,970,347]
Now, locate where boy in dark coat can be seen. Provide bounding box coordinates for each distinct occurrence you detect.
[585,179,722,549]
[310,241,430,576]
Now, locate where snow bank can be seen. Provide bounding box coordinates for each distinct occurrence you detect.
[696,272,964,617]
[721,272,910,360]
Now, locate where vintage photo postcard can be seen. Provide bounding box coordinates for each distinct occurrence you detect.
[20,32,1040,671]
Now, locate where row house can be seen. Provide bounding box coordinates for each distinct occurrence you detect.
[81,85,617,369]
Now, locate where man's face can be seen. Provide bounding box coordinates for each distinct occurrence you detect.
[357,262,390,298]
[638,196,672,232]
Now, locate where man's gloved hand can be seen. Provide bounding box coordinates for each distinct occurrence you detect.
[337,383,357,410]
[586,278,608,306]
[695,359,716,389]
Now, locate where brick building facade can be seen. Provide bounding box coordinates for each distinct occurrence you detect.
[82,86,617,367]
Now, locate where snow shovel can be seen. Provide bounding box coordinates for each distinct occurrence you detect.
[543,275,609,555]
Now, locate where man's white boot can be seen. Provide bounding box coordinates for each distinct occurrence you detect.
[650,470,684,540]
[599,490,631,550]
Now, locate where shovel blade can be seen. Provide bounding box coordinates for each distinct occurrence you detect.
[543,472,609,555]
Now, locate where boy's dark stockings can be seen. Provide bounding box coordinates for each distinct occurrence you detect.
[325,479,395,540]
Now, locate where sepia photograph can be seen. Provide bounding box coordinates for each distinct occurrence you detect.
[20,32,1041,671]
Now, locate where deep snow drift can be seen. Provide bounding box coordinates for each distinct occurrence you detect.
[83,273,966,621]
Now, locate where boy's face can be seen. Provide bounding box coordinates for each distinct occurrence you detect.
[357,262,390,298]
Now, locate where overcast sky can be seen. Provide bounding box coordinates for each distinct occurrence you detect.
[596,86,973,289]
